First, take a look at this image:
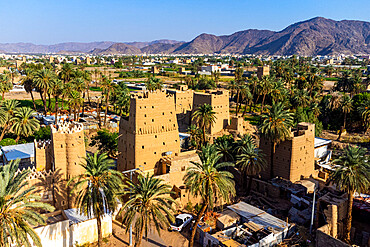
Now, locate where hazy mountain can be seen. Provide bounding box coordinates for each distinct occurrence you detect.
[0,41,116,54]
[92,43,142,55]
[1,17,370,55]
[126,39,183,49]
[168,17,370,55]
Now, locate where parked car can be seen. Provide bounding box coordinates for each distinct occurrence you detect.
[169,214,193,231]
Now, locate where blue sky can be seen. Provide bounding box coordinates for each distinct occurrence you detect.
[0,0,369,44]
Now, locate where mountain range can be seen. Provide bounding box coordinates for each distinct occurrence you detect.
[1,17,370,56]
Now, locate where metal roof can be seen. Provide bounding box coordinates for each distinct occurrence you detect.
[227,202,288,232]
[314,137,332,148]
[64,208,93,224]
[1,143,34,161]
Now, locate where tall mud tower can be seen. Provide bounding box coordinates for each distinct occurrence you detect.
[117,90,181,174]
[35,122,86,179]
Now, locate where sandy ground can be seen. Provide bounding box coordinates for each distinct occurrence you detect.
[100,221,192,247]
[4,90,102,101]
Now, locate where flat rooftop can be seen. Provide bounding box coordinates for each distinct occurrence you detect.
[1,142,34,161]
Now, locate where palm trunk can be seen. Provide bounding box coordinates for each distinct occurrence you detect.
[189,202,208,247]
[15,135,20,143]
[344,191,354,244]
[97,214,103,247]
[202,124,206,145]
[0,124,9,142]
[246,175,253,196]
[2,92,5,100]
[344,112,347,130]
[235,91,240,114]
[261,94,266,114]
[135,225,145,247]
[104,89,110,125]
[81,92,85,118]
[41,91,47,116]
[55,97,59,124]
[47,93,52,112]
[270,142,276,179]
[242,99,249,117]
[30,90,37,110]
[97,99,101,128]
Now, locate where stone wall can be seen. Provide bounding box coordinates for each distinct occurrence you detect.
[316,224,350,247]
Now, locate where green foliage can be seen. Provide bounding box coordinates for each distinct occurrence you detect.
[0,159,55,247]
[89,86,102,91]
[33,126,51,140]
[294,107,323,136]
[0,138,16,146]
[90,129,118,157]
[119,174,176,247]
[119,70,145,78]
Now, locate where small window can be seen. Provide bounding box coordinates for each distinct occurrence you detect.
[162,112,164,115]
[181,166,185,171]
[142,146,144,149]
[163,142,165,145]
[144,162,146,165]
[152,106,154,108]
[144,114,147,117]
[154,152,156,154]
[152,119,154,122]
[155,135,157,138]
[61,144,63,148]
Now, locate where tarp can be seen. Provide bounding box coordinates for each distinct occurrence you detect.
[1,143,34,161]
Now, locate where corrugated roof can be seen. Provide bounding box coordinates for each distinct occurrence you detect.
[1,143,34,161]
[314,137,332,148]
[64,208,93,224]
[227,202,288,232]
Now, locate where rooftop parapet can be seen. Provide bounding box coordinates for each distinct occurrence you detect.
[34,139,52,149]
[51,121,84,134]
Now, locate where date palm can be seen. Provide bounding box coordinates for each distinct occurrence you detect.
[11,107,40,142]
[33,69,54,115]
[68,152,123,247]
[100,78,114,126]
[0,73,13,100]
[49,78,64,124]
[184,144,235,247]
[192,104,217,145]
[0,99,20,142]
[0,159,55,247]
[340,94,352,130]
[358,100,370,131]
[120,174,176,247]
[68,90,83,121]
[20,68,37,110]
[260,102,293,178]
[330,146,370,244]
[236,141,266,195]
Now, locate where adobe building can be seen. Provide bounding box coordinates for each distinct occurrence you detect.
[151,66,159,74]
[117,90,181,174]
[192,90,230,135]
[86,57,91,65]
[257,65,270,79]
[259,122,316,182]
[34,122,86,209]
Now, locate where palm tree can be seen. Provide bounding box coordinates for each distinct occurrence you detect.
[20,68,37,110]
[0,73,13,100]
[145,76,162,91]
[0,159,55,247]
[340,94,352,130]
[259,75,272,113]
[11,107,40,142]
[0,100,20,141]
[184,144,235,247]
[236,142,266,195]
[192,104,217,145]
[59,63,74,84]
[120,174,176,247]
[260,102,293,178]
[68,91,83,121]
[68,152,123,247]
[49,78,64,124]
[187,124,202,150]
[100,78,114,126]
[235,134,254,154]
[330,146,370,244]
[359,100,370,131]
[33,69,54,115]
[214,136,234,162]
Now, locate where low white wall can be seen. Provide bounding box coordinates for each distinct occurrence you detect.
[34,215,112,247]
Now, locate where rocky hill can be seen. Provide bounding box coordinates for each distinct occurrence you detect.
[2,17,370,55]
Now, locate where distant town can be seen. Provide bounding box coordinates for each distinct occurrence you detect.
[0,50,369,247]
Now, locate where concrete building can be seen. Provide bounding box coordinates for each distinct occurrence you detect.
[257,65,270,79]
[117,90,181,174]
[260,122,316,182]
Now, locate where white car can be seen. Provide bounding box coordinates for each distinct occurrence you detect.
[170,214,193,231]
